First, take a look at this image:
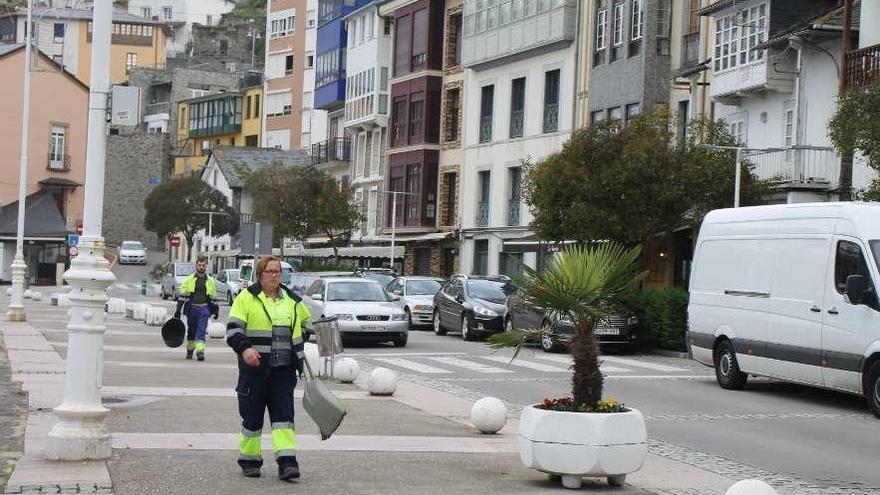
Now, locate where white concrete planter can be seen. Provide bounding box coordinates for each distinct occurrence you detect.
[519,405,647,489]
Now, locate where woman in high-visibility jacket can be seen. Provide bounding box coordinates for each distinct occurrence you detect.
[226,256,311,481]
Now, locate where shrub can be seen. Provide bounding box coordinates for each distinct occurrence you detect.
[629,288,689,351]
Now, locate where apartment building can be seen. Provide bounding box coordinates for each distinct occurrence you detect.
[302,0,328,150]
[343,2,393,243]
[0,6,167,85]
[457,0,578,277]
[126,0,236,56]
[262,0,308,150]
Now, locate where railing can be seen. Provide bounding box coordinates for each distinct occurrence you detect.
[844,44,880,89]
[311,137,351,165]
[145,101,171,116]
[509,109,524,138]
[479,116,492,143]
[477,201,489,227]
[507,198,521,226]
[412,52,427,72]
[47,154,70,171]
[681,32,701,69]
[748,146,839,187]
[542,103,559,133]
[240,213,255,224]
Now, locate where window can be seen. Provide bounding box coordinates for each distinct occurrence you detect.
[245,96,252,119]
[595,8,607,51]
[409,93,424,140]
[179,107,187,129]
[266,92,292,117]
[394,15,412,75]
[270,12,296,38]
[474,240,489,276]
[162,6,172,20]
[308,9,316,28]
[141,7,151,18]
[384,17,392,36]
[590,110,605,125]
[500,252,523,278]
[48,124,66,170]
[729,119,745,145]
[625,103,640,124]
[285,54,294,75]
[509,77,525,138]
[411,9,428,71]
[630,0,643,40]
[254,94,261,118]
[358,15,366,44]
[713,3,766,72]
[404,164,421,222]
[125,52,137,74]
[306,53,314,68]
[443,86,461,142]
[479,85,494,143]
[477,170,490,226]
[612,3,623,46]
[392,97,407,146]
[609,106,623,123]
[835,241,878,307]
[303,91,313,109]
[447,12,463,68]
[53,23,64,42]
[507,167,522,226]
[784,107,794,148]
[543,69,560,133]
[246,135,258,147]
[443,172,457,226]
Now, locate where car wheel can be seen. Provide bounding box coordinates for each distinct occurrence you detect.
[393,333,408,347]
[405,308,413,329]
[715,339,748,390]
[461,314,475,341]
[433,310,447,336]
[867,361,880,418]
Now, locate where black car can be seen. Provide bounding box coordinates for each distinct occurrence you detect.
[506,291,640,352]
[433,275,510,341]
[352,268,399,288]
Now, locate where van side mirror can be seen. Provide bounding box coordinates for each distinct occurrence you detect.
[846,275,869,305]
[312,293,324,301]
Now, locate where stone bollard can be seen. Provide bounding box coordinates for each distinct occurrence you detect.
[30,291,42,302]
[333,357,360,383]
[367,367,399,396]
[145,306,167,326]
[725,480,779,495]
[470,397,507,434]
[131,303,147,321]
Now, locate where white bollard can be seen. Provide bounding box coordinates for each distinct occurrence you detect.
[367,367,399,396]
[147,307,167,326]
[23,289,32,300]
[107,298,126,316]
[333,357,359,383]
[30,291,42,302]
[470,397,508,434]
[207,321,226,339]
[5,287,11,296]
[725,480,779,495]
[131,303,147,321]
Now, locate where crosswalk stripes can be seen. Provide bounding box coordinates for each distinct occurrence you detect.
[426,356,513,374]
[479,355,569,373]
[372,357,453,374]
[533,353,632,373]
[601,355,687,372]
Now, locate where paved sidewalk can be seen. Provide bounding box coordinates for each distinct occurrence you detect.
[1,295,741,495]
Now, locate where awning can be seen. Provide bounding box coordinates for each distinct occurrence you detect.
[501,235,577,254]
[285,246,405,259]
[0,191,70,237]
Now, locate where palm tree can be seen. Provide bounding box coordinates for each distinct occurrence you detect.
[489,243,644,410]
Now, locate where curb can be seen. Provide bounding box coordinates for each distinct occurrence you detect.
[645,348,690,359]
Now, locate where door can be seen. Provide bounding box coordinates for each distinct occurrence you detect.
[821,238,880,393]
[305,280,325,318]
[451,278,467,330]
[438,278,462,328]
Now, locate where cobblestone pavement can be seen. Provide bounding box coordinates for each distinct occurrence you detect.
[0,337,27,489]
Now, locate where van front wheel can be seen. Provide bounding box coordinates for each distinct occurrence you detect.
[715,340,748,390]
[867,362,880,418]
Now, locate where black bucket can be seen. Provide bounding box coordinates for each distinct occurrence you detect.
[161,318,186,348]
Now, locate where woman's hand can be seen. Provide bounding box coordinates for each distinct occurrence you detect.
[242,348,261,367]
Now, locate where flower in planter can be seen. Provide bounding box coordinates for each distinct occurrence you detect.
[488,243,645,411]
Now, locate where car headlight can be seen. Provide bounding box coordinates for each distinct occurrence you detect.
[473,306,499,317]
[334,314,354,321]
[390,313,407,321]
[627,315,639,325]
[412,304,433,312]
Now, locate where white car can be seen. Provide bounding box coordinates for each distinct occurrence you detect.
[118,241,147,265]
[385,276,444,328]
[303,277,409,347]
[216,268,242,305]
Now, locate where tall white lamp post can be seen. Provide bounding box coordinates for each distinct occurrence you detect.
[46,0,116,460]
[383,190,417,271]
[7,0,34,322]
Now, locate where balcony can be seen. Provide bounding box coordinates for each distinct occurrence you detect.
[507,199,521,226]
[509,110,524,139]
[47,154,70,172]
[144,101,171,116]
[748,146,839,188]
[477,201,489,227]
[542,103,559,134]
[311,137,351,165]
[680,32,701,70]
[479,116,492,143]
[844,44,880,90]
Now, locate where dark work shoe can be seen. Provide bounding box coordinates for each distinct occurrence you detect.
[196,352,205,362]
[278,464,300,481]
[186,349,194,360]
[241,467,261,478]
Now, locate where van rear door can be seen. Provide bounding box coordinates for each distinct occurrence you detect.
[821,237,880,393]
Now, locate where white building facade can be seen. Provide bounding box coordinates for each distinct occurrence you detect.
[127,0,236,56]
[458,0,578,277]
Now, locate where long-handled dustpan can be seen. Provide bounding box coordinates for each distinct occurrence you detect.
[301,355,347,440]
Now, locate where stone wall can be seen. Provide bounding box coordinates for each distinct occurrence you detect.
[103,132,169,251]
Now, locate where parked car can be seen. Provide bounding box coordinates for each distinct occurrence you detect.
[386,276,444,329]
[506,289,639,352]
[118,240,147,265]
[239,259,294,292]
[688,203,880,416]
[433,275,510,341]
[289,271,351,297]
[215,268,241,305]
[160,262,195,300]
[303,277,408,347]
[352,268,398,288]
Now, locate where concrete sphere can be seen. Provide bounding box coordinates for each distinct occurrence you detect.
[725,480,779,495]
[5,288,11,296]
[471,397,507,434]
[23,289,34,299]
[303,343,320,375]
[334,357,360,383]
[207,322,226,339]
[367,367,399,396]
[30,291,42,301]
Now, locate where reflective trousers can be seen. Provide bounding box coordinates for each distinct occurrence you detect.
[186,305,210,352]
[236,366,298,469]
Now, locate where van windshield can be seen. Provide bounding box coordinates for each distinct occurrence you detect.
[872,241,880,272]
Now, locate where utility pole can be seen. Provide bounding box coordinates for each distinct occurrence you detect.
[837,0,854,201]
[700,144,745,207]
[383,190,417,271]
[7,0,34,322]
[46,0,115,460]
[193,211,229,272]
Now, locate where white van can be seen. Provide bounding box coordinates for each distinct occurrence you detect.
[238,259,295,293]
[688,202,880,417]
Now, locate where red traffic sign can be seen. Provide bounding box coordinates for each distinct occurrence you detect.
[76,224,83,235]
[170,236,181,247]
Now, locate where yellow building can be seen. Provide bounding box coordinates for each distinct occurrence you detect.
[78,15,167,85]
[174,85,263,176]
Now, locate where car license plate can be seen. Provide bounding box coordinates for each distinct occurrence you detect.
[594,326,620,336]
[362,325,386,332]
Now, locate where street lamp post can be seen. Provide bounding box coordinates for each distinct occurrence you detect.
[7,0,34,322]
[383,190,417,271]
[193,211,229,271]
[701,144,745,208]
[46,0,115,460]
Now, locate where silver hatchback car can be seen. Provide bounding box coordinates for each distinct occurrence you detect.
[385,276,444,329]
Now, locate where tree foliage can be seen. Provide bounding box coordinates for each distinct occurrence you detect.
[143,176,239,258]
[244,164,361,257]
[829,82,880,199]
[524,112,771,246]
[0,0,23,14]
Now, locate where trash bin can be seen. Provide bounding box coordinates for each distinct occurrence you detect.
[311,316,343,379]
[140,279,147,295]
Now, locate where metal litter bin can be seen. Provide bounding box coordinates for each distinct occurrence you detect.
[311,316,343,379]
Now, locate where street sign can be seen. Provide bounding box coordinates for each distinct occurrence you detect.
[67,234,79,247]
[150,175,160,186]
[76,224,83,235]
[110,85,141,126]
[170,236,181,247]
